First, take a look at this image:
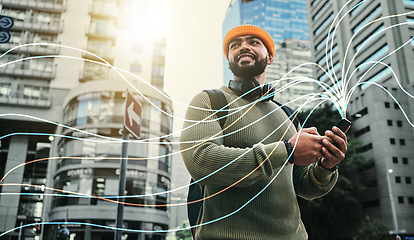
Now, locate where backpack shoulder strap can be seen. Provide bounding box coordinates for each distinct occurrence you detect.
[271,99,300,129]
[203,89,228,129]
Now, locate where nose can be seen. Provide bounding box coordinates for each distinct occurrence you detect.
[240,40,251,51]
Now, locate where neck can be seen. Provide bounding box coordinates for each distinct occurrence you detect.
[234,73,266,86]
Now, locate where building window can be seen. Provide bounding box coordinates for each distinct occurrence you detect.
[385,102,390,108]
[400,139,406,146]
[387,120,393,126]
[359,44,389,71]
[314,13,334,35]
[398,196,404,204]
[352,5,382,34]
[354,126,370,137]
[355,24,385,52]
[390,138,395,145]
[409,197,414,204]
[130,64,142,73]
[406,177,412,184]
[397,120,403,127]
[357,143,373,152]
[394,103,400,109]
[361,67,391,91]
[392,157,398,164]
[402,157,408,164]
[404,0,414,6]
[395,176,401,183]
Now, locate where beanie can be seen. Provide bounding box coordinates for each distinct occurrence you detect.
[223,25,275,60]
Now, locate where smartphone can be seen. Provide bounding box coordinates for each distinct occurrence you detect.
[336,119,351,134]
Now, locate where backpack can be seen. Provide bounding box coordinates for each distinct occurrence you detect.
[186,88,300,232]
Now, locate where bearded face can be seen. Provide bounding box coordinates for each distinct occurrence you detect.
[229,55,268,79]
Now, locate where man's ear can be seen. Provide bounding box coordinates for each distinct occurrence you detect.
[267,54,273,65]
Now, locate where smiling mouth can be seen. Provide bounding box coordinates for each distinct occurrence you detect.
[237,53,256,63]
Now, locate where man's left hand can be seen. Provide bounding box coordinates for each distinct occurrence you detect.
[320,126,348,169]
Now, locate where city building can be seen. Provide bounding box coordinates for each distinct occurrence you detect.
[307,0,414,238]
[0,0,172,239]
[223,0,316,110]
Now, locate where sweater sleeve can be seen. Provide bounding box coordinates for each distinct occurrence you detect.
[293,163,339,200]
[180,91,290,187]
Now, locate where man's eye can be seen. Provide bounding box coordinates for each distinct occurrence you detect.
[230,43,239,49]
[251,40,260,45]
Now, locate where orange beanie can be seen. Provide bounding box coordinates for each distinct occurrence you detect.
[223,25,275,60]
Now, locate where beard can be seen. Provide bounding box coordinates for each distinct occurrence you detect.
[229,56,267,79]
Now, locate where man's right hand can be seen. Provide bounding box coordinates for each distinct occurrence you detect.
[288,127,327,166]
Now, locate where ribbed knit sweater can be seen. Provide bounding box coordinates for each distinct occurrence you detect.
[180,86,338,240]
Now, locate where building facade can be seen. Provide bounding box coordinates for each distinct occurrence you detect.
[307,0,414,237]
[223,0,316,110]
[0,0,172,239]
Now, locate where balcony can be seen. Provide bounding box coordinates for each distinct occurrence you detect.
[0,60,56,80]
[86,25,116,40]
[82,46,114,64]
[0,86,52,108]
[0,42,60,56]
[79,64,109,82]
[0,0,67,13]
[13,18,63,34]
[89,1,118,19]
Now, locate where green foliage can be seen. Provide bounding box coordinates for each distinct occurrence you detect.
[175,221,192,240]
[297,104,375,240]
[356,216,393,240]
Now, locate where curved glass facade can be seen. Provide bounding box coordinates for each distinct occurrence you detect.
[50,89,172,240]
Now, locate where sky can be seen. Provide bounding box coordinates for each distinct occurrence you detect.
[160,0,233,132]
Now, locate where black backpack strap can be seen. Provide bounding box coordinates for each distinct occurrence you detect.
[203,89,228,129]
[187,178,204,228]
[271,99,300,129]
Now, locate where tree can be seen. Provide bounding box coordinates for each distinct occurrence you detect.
[356,216,393,240]
[297,104,374,240]
[175,221,192,240]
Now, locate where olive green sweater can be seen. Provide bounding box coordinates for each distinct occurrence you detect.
[180,86,338,240]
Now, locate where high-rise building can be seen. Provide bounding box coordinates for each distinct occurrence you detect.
[223,0,316,110]
[0,0,172,239]
[307,0,414,237]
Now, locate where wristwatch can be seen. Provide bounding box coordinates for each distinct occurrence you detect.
[317,158,338,172]
[283,140,294,164]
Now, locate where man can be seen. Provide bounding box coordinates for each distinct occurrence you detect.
[180,25,347,240]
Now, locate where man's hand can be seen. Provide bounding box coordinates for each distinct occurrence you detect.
[320,126,348,168]
[289,127,327,166]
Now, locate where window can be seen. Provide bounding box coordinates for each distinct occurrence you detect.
[409,197,414,204]
[404,0,414,6]
[130,64,142,73]
[357,143,373,152]
[387,120,393,126]
[400,139,406,146]
[398,196,404,204]
[354,126,370,137]
[397,120,403,127]
[402,157,408,164]
[395,176,401,183]
[394,103,400,109]
[349,0,367,16]
[314,13,334,35]
[352,5,382,34]
[406,177,412,184]
[385,102,390,108]
[312,0,331,21]
[359,44,389,71]
[390,138,395,145]
[355,25,384,52]
[393,157,398,164]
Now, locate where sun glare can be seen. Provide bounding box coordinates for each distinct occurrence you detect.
[128,0,167,39]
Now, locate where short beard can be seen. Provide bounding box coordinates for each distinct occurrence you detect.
[229,56,267,79]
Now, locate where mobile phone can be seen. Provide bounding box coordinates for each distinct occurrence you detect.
[336,119,351,134]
